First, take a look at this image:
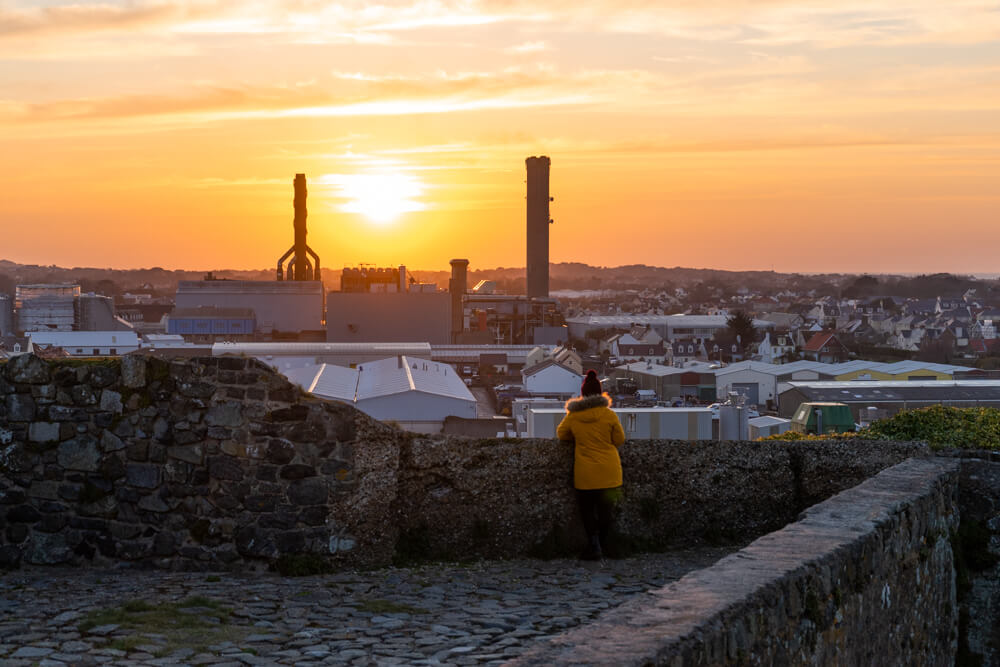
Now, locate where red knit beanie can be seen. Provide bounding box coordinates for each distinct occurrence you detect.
[581,370,602,396]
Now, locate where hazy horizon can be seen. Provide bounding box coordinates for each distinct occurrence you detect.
[2,1,999,274]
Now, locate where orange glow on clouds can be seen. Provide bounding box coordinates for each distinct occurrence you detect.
[1,1,1000,274]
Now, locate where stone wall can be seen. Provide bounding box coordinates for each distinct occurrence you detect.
[0,354,398,570]
[947,451,1000,665]
[0,355,929,570]
[513,458,961,666]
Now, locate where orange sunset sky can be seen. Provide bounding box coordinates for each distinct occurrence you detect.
[2,1,999,275]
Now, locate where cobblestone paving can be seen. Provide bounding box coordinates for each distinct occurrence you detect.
[0,548,732,666]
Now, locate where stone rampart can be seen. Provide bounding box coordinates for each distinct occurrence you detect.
[0,355,928,570]
[514,457,961,666]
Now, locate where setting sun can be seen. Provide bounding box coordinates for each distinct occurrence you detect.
[320,171,428,225]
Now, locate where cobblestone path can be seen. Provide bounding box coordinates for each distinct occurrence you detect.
[0,548,732,666]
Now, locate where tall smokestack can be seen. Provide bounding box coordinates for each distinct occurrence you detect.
[449,259,469,343]
[526,156,551,298]
[276,173,322,281]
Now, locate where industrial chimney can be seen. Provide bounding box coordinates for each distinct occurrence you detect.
[276,173,322,281]
[449,259,469,343]
[525,156,551,298]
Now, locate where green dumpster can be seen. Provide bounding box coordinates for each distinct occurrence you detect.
[791,402,854,435]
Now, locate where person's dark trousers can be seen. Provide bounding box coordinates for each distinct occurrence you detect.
[576,488,621,557]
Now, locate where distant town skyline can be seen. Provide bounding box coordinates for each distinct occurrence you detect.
[2,1,999,274]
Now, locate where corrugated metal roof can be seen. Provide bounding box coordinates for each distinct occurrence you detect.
[27,331,140,346]
[213,342,432,356]
[301,355,474,403]
[785,380,1000,402]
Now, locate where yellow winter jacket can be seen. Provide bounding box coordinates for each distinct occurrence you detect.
[556,393,626,490]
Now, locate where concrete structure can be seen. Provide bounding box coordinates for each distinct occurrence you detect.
[521,359,582,397]
[276,173,321,281]
[326,292,451,344]
[166,306,256,341]
[78,294,133,332]
[15,284,79,332]
[289,355,477,433]
[0,294,12,336]
[527,406,712,440]
[778,379,1000,419]
[26,330,140,356]
[175,280,324,335]
[525,156,551,298]
[449,259,468,342]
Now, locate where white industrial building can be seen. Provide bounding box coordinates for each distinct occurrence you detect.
[521,360,582,397]
[715,360,839,408]
[214,341,433,375]
[287,355,477,433]
[27,331,140,357]
[527,406,712,440]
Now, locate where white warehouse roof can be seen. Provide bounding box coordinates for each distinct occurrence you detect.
[293,355,475,404]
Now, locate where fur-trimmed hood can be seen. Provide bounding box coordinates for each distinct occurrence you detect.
[565,393,613,413]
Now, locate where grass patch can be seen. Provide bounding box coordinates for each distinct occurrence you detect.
[356,598,426,615]
[78,596,247,654]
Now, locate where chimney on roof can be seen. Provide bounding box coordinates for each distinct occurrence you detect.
[526,156,551,298]
[449,259,469,343]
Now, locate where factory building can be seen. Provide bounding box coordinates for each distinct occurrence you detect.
[15,284,79,331]
[167,307,256,342]
[326,265,451,344]
[174,174,325,339]
[778,380,1000,421]
[0,295,13,336]
[13,285,132,334]
[175,280,324,337]
[26,331,140,357]
[286,355,477,433]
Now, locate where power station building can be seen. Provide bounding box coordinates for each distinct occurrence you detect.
[13,284,132,334]
[173,174,325,339]
[325,264,451,344]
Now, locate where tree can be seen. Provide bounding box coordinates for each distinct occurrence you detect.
[725,310,756,348]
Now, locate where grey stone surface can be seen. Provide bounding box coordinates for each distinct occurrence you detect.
[28,422,60,444]
[514,458,961,667]
[119,355,146,389]
[56,435,101,472]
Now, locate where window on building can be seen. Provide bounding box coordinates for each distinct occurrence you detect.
[93,348,100,355]
[110,348,116,355]
[626,413,637,433]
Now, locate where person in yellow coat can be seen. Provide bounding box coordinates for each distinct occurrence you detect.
[556,370,626,560]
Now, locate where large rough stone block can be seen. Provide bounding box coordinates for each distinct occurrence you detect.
[57,435,101,472]
[4,354,51,384]
[208,455,244,481]
[28,422,61,444]
[5,393,36,422]
[120,354,147,388]
[206,401,243,427]
[288,478,327,506]
[125,463,161,489]
[23,532,72,565]
[99,389,123,415]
